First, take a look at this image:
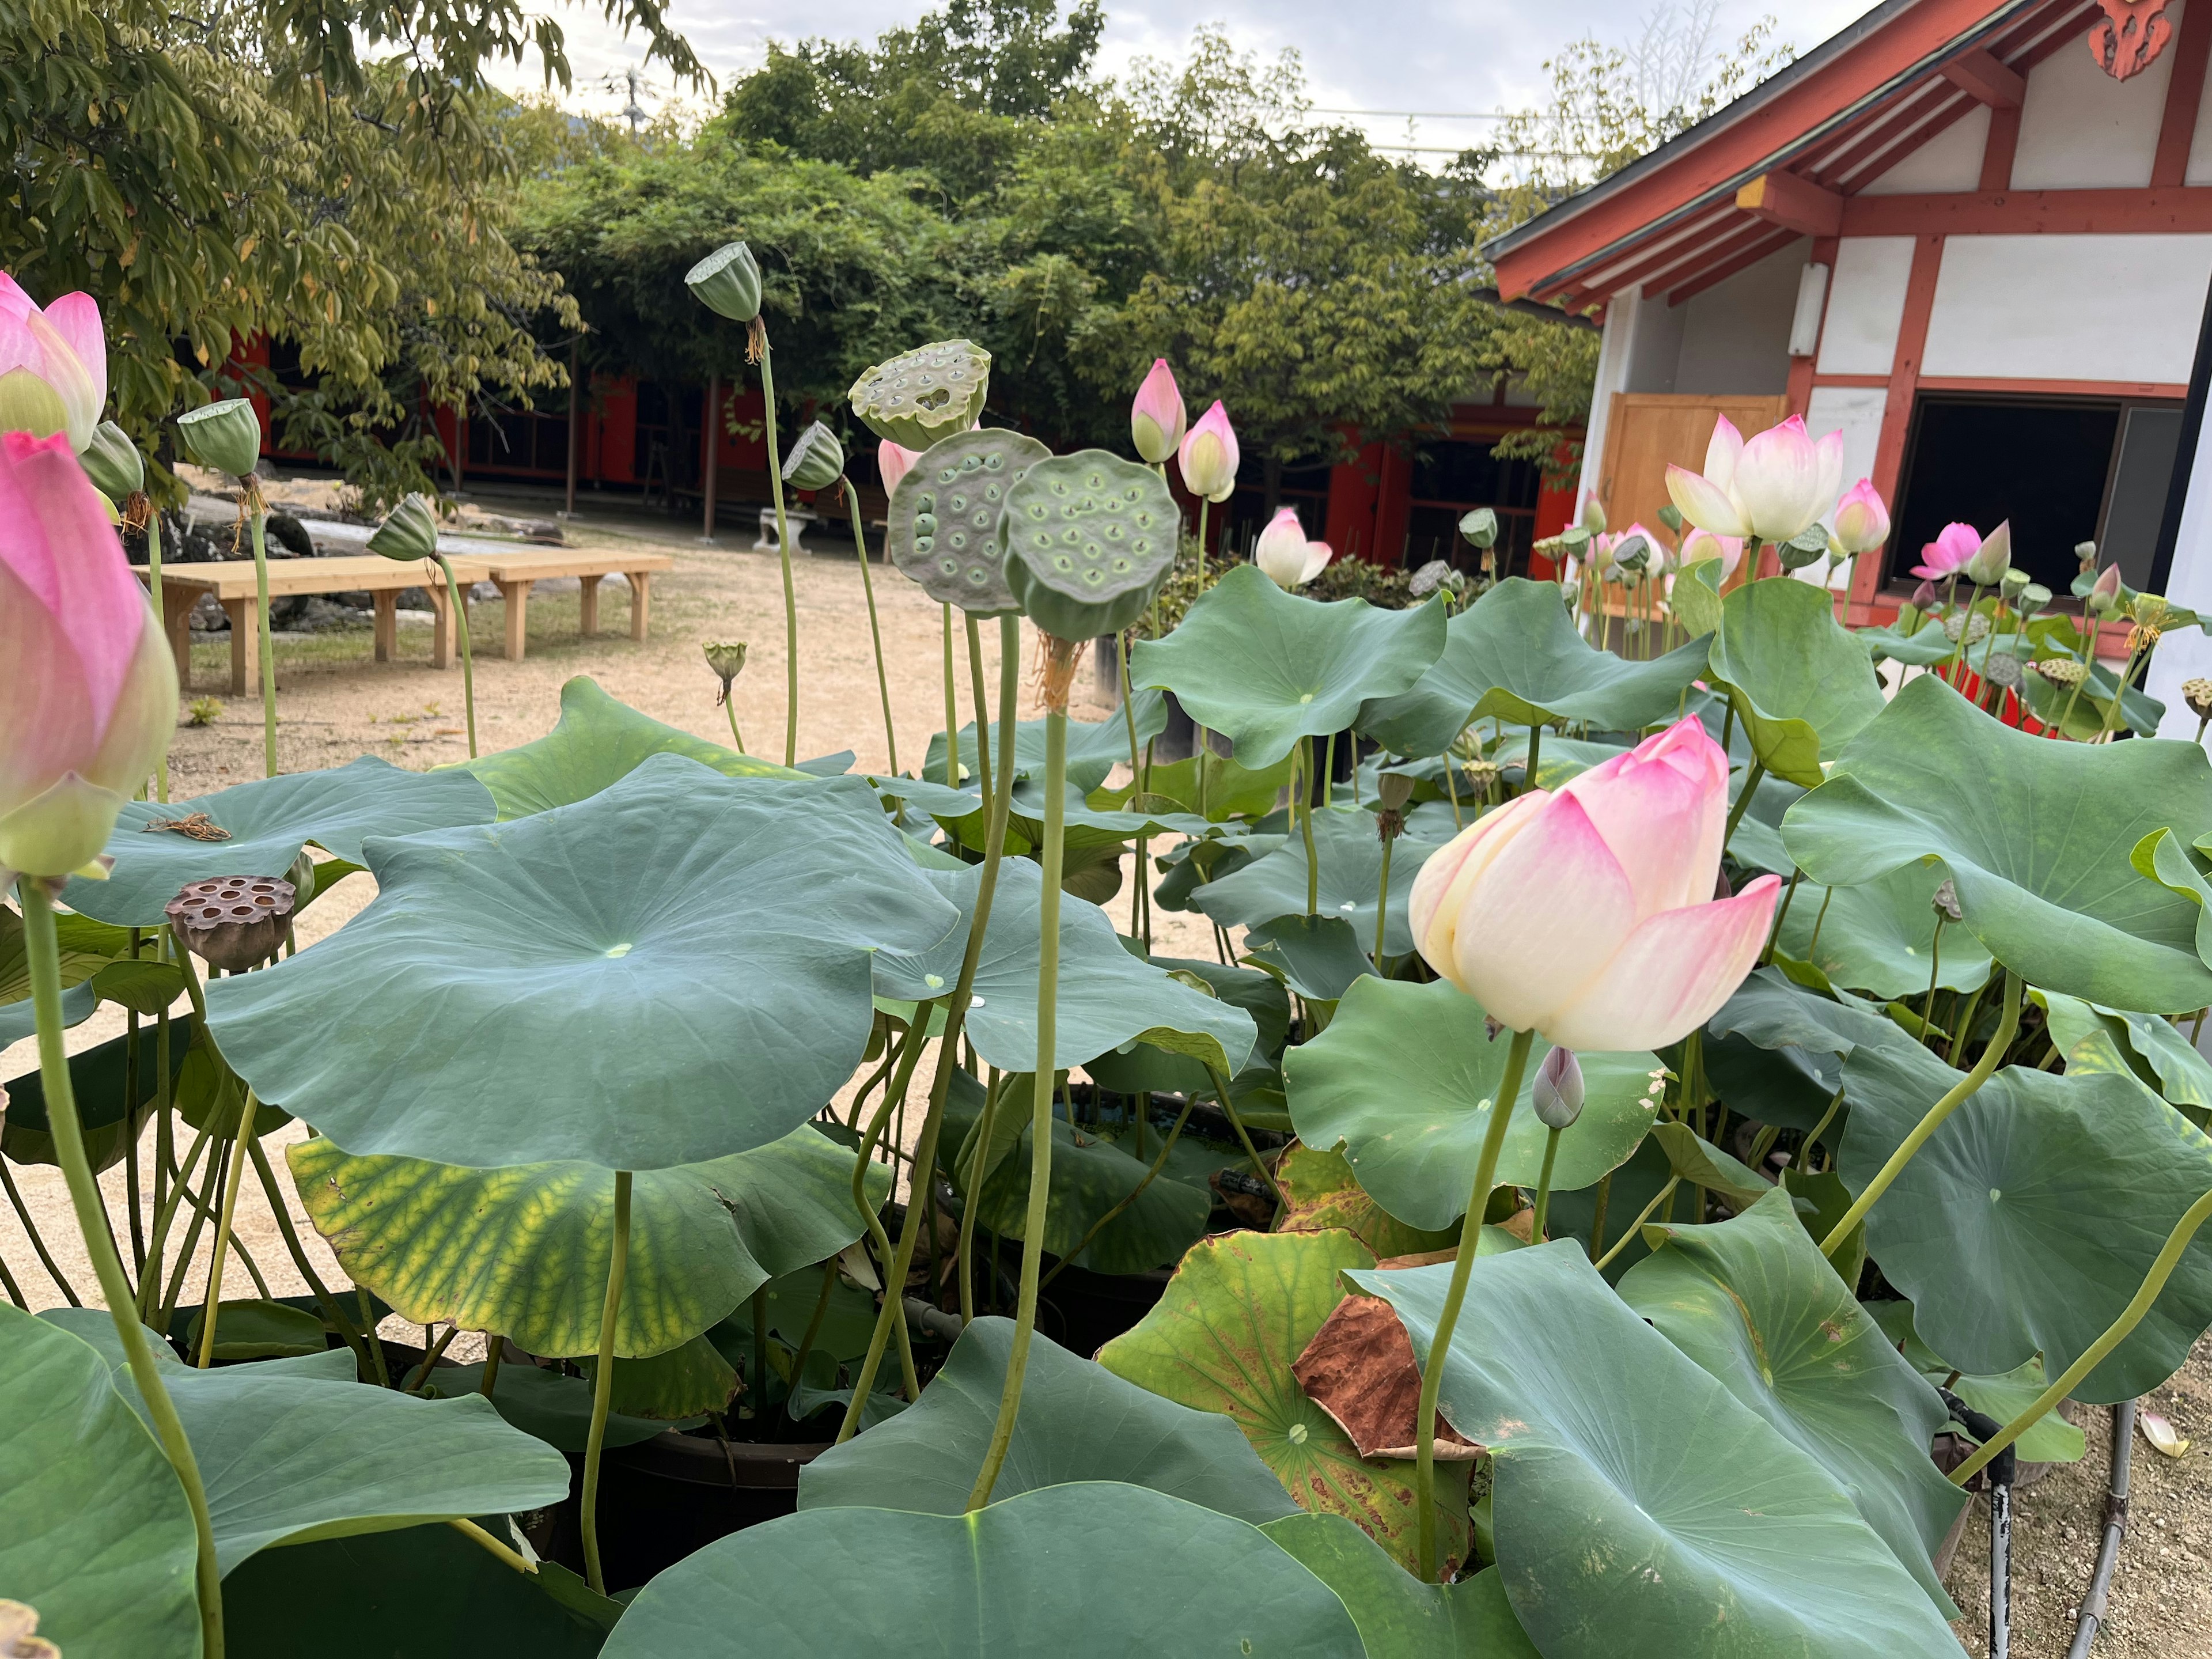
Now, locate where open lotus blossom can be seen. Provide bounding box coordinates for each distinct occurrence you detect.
[0,275,105,452]
[1830,478,1891,554]
[1665,413,1843,543]
[1408,717,1779,1051]
[1177,400,1239,502]
[1130,358,1186,464]
[1679,527,1745,582]
[878,439,922,495]
[1252,507,1332,588]
[1912,521,1982,579]
[0,430,176,880]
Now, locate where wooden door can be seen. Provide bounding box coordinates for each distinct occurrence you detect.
[1595,393,1791,538]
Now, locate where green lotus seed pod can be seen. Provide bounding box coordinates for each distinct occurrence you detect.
[1458,506,1498,550]
[176,396,263,478]
[782,421,847,491]
[887,427,1051,613]
[367,493,440,562]
[1000,449,1179,641]
[686,241,762,323]
[81,419,143,498]
[849,339,991,452]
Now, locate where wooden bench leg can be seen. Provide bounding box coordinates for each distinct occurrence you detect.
[224,597,256,696]
[579,573,602,638]
[424,581,454,669]
[627,571,652,641]
[499,578,533,661]
[373,591,397,663]
[163,580,194,692]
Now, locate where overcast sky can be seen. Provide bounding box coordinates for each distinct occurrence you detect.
[527,0,1884,151]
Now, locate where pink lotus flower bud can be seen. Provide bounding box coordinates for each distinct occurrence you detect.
[1407,717,1779,1050]
[1252,507,1332,589]
[1665,414,1843,543]
[879,440,922,495]
[1911,580,1938,611]
[1177,400,1239,503]
[1911,522,1981,581]
[1830,479,1890,555]
[1130,358,1186,465]
[2088,563,2124,616]
[1680,527,1744,581]
[1963,520,2011,586]
[0,431,176,878]
[0,275,105,452]
[1532,1046,1585,1129]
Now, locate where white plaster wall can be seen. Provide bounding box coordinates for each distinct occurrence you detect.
[1623,288,1688,395]
[1806,385,1889,589]
[2012,19,2173,189]
[1575,291,1638,516]
[1818,237,1916,375]
[1921,234,2212,382]
[1860,104,1989,194]
[1674,240,1806,395]
[2147,403,2212,740]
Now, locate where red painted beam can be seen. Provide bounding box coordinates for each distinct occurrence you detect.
[2153,0,2212,187]
[1736,170,1845,237]
[1941,46,2027,106]
[1841,185,2212,233]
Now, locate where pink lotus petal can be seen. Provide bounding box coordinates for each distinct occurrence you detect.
[1543,874,1781,1051]
[41,292,105,422]
[0,431,141,730]
[1703,415,1743,493]
[1560,717,1730,918]
[1409,791,1548,987]
[1665,463,1748,538]
[1733,415,1827,541]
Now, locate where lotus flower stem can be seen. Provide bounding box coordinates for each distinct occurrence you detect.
[0,1247,25,1308]
[579,1168,631,1595]
[1586,1170,1613,1260]
[942,606,960,787]
[1442,748,1465,830]
[1796,1086,1847,1174]
[1721,757,1764,853]
[1529,1126,1563,1244]
[403,1321,461,1393]
[965,614,992,793]
[194,1085,261,1366]
[434,555,478,757]
[1946,977,1990,1066]
[782,1257,841,1412]
[1039,1093,1199,1296]
[158,1140,229,1328]
[753,338,801,766]
[957,1070,1013,1325]
[1592,1176,1681,1272]
[147,510,169,801]
[1207,1063,1285,1210]
[1805,885,1836,960]
[125,1003,145,1272]
[1760,869,1802,964]
[1920,919,1947,1034]
[1823,972,2022,1257]
[1118,630,1153,953]
[243,1134,371,1374]
[1321,733,1336,809]
[18,878,225,1656]
[1414,1025,1535,1581]
[1524,722,1543,790]
[724,697,747,754]
[2095,640,2148,741]
[843,1008,936,1421]
[844,478,900,775]
[480,1338,502,1397]
[1955,1181,2212,1487]
[968,673,1072,1512]
[449,1517,535,1576]
[137,1114,214,1322]
[0,1155,79,1304]
[1298,737,1320,915]
[1374,834,1395,965]
[749,1285,766,1419]
[247,500,278,777]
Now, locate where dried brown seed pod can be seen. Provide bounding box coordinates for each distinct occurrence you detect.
[165,875,297,971]
[2185,678,2212,719]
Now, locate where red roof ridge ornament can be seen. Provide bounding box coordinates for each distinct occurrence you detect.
[2090,0,2175,80]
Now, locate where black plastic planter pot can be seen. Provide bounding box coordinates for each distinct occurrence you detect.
[1034,1262,1173,1357]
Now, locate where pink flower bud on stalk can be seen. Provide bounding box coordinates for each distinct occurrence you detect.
[0,431,177,880]
[1252,506,1332,589]
[1177,400,1239,503]
[1130,358,1186,464]
[1408,717,1780,1051]
[1912,522,1982,581]
[1664,413,1843,543]
[1680,527,1744,582]
[1532,1046,1585,1129]
[878,440,921,495]
[1830,478,1891,555]
[0,275,105,452]
[2088,563,2124,617]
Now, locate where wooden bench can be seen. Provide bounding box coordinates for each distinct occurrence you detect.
[452,547,677,661]
[153,554,493,694]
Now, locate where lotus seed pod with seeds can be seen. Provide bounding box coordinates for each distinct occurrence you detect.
[782,421,847,491]
[1459,506,1498,550]
[1001,449,1180,641]
[367,492,440,562]
[1982,652,2023,690]
[1931,879,1962,922]
[685,241,762,323]
[165,874,296,971]
[2186,678,2212,718]
[848,339,991,452]
[886,427,1051,612]
[2032,657,2087,687]
[175,396,262,478]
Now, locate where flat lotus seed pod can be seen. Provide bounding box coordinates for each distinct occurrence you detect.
[848,339,992,452]
[886,429,1051,612]
[1002,450,1179,641]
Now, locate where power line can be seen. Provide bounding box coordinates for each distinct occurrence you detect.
[1308,107,1519,120]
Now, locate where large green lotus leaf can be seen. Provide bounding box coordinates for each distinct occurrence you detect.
[1774,863,1992,999]
[1097,1229,1470,1575]
[222,1521,611,1658]
[1862,1302,2086,1465]
[1188,806,1445,957]
[1092,746,1299,824]
[1131,565,1446,768]
[1286,977,1663,1229]
[2037,988,2212,1119]
[926,692,1171,795]
[61,756,496,926]
[583,1333,738,1418]
[600,1482,1363,1658]
[1721,769,1806,877]
[1083,955,1292,1096]
[1782,674,2212,1011]
[206,755,961,1171]
[1618,1190,1965,1613]
[1351,1245,1963,1659]
[0,1308,199,1659]
[1273,1143,1460,1257]
[1241,915,1378,1003]
[1839,1031,2212,1401]
[710,1267,881,1363]
[1260,1514,1541,1659]
[72,1336,571,1575]
[1359,577,1711,755]
[2,1015,192,1171]
[434,1360,674,1452]
[1709,577,1885,788]
[2020,652,2164,740]
[289,1125,882,1357]
[874,858,1255,1075]
[942,1073,1212,1274]
[460,675,803,818]
[800,1316,1300,1524]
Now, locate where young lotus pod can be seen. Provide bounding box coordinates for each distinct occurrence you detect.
[1000,449,1179,641]
[165,874,296,971]
[685,241,762,323]
[848,339,991,452]
[175,396,262,479]
[81,419,143,499]
[1458,506,1498,549]
[703,639,748,700]
[367,492,440,561]
[885,426,1051,612]
[782,421,846,491]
